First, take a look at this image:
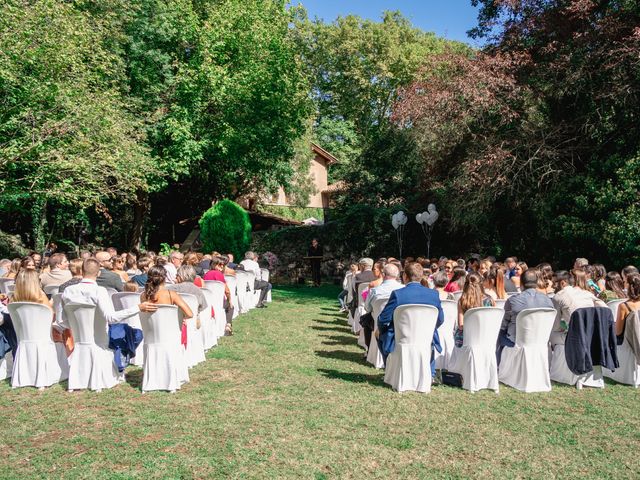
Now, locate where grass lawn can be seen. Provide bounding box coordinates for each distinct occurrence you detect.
[1,284,639,479]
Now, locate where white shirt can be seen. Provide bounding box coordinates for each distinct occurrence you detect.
[240,259,261,278]
[60,279,139,328]
[364,279,403,313]
[164,263,178,285]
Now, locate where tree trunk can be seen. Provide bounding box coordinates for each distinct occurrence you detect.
[130,191,148,252]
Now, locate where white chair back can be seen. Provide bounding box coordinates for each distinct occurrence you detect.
[224,275,239,316]
[393,304,439,346]
[52,293,64,330]
[346,275,354,303]
[204,281,226,337]
[494,299,507,309]
[43,285,59,296]
[356,283,368,307]
[0,278,14,294]
[8,302,54,343]
[105,287,118,297]
[64,302,107,347]
[140,305,180,345]
[235,270,251,313]
[461,307,504,347]
[112,292,141,311]
[451,291,463,302]
[440,300,457,335]
[514,308,556,346]
[178,293,199,322]
[371,297,388,321]
[260,268,270,282]
[199,288,219,348]
[607,299,627,323]
[6,283,15,295]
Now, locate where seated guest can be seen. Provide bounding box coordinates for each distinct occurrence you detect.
[131,256,153,287]
[550,269,606,346]
[94,251,124,292]
[536,263,555,294]
[20,256,36,272]
[574,257,589,270]
[198,254,212,274]
[61,259,157,327]
[239,251,271,309]
[622,265,639,294]
[483,265,507,300]
[592,264,607,292]
[167,265,208,314]
[39,253,72,288]
[467,257,480,273]
[431,271,454,301]
[444,267,466,293]
[498,270,554,354]
[29,252,43,271]
[367,261,385,290]
[350,258,376,315]
[184,252,204,278]
[338,263,357,312]
[11,270,51,308]
[202,257,235,334]
[455,272,495,347]
[140,266,192,320]
[615,274,640,345]
[378,262,444,377]
[111,256,130,283]
[58,258,84,292]
[2,259,21,279]
[504,257,518,279]
[164,251,184,285]
[362,264,403,348]
[226,253,238,270]
[125,253,139,277]
[512,262,528,291]
[478,259,492,277]
[0,259,10,277]
[599,271,626,302]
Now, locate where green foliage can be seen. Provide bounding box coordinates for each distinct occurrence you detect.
[0,230,28,259]
[258,205,324,223]
[198,200,251,259]
[159,242,172,256]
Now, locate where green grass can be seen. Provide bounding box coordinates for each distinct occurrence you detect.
[1,284,639,478]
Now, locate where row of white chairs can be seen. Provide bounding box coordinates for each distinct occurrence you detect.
[351,291,639,393]
[1,269,272,392]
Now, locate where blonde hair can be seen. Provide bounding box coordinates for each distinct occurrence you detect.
[11,270,48,305]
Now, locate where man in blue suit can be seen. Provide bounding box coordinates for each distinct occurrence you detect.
[377,262,444,377]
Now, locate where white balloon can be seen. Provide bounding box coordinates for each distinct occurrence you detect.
[427,203,437,213]
[392,217,399,229]
[416,213,423,224]
[425,210,439,226]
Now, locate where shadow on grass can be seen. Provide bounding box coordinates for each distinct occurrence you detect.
[318,368,385,387]
[317,312,345,318]
[125,367,143,390]
[321,335,357,346]
[274,284,340,304]
[310,325,352,333]
[315,349,366,364]
[313,319,345,325]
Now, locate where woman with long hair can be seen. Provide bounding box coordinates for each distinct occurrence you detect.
[11,269,50,307]
[599,271,626,302]
[140,266,193,322]
[445,267,466,293]
[367,261,385,290]
[615,274,640,345]
[483,265,507,300]
[111,256,130,283]
[512,261,528,291]
[20,256,36,272]
[454,272,495,347]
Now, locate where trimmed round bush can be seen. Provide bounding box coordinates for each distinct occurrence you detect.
[198,200,251,259]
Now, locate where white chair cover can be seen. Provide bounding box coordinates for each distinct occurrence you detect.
[448,307,504,393]
[498,308,556,392]
[452,291,463,302]
[64,302,119,391]
[549,345,605,388]
[366,297,388,369]
[434,300,457,370]
[0,351,12,379]
[8,302,68,388]
[112,292,144,366]
[603,339,640,387]
[0,278,14,294]
[199,288,218,349]
[383,304,438,393]
[179,293,205,368]
[204,280,226,338]
[6,284,15,295]
[246,271,257,309]
[140,305,189,392]
[607,299,627,323]
[235,271,253,314]
[43,285,59,296]
[224,275,239,319]
[346,276,354,326]
[352,283,367,335]
[261,268,272,302]
[495,299,507,309]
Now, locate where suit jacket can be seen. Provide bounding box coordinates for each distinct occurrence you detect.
[96,269,124,292]
[565,306,618,375]
[377,282,444,360]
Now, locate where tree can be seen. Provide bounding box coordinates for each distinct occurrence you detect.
[198,200,251,259]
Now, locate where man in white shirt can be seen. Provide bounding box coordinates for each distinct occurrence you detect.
[164,251,183,285]
[551,270,606,346]
[61,258,157,329]
[239,251,271,308]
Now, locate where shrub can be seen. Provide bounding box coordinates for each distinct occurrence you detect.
[199,200,252,260]
[0,230,28,259]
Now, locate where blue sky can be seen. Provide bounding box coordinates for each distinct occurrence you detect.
[296,0,482,45]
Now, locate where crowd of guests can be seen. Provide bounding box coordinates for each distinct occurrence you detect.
[0,246,273,375]
[340,254,639,380]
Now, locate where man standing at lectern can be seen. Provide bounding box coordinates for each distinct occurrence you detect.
[308,238,322,287]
